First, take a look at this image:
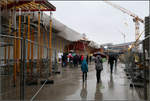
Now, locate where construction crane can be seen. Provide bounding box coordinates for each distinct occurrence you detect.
[118,30,126,43]
[104,0,144,49]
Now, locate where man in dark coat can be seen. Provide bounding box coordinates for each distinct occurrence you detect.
[62,55,65,67]
[108,55,115,74]
[73,55,78,67]
[114,54,118,67]
[89,55,92,64]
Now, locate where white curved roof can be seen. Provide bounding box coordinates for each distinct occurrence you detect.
[88,41,100,49]
[32,12,82,41]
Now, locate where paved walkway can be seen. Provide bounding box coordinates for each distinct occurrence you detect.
[0,62,143,100]
[34,62,142,101]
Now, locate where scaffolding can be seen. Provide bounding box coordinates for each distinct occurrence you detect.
[0,0,56,100]
[120,16,150,100]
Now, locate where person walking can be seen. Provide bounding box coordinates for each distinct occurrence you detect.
[76,55,79,67]
[114,54,118,67]
[89,55,92,64]
[79,55,81,65]
[108,55,115,74]
[73,55,78,67]
[86,55,89,64]
[81,55,84,62]
[81,58,88,82]
[95,55,103,83]
[61,55,65,67]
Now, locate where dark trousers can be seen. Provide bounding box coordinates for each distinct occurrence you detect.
[96,70,101,83]
[110,63,114,74]
[82,72,87,81]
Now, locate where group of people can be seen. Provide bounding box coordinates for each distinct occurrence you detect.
[81,54,119,83]
[81,55,103,83]
[61,52,118,83]
[61,53,83,67]
[61,53,92,68]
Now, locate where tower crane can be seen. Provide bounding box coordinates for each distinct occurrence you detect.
[118,30,126,43]
[103,0,144,49]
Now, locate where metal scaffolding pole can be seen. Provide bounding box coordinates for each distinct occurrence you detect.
[40,29,43,60]
[7,11,12,72]
[40,29,43,76]
[49,11,52,75]
[45,29,48,59]
[0,5,1,35]
[31,28,34,75]
[59,39,61,53]
[27,12,31,74]
[0,5,1,99]
[20,27,26,101]
[17,8,22,73]
[57,37,59,61]
[13,7,17,87]
[37,10,41,74]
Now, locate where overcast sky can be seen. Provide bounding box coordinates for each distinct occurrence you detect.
[49,1,149,45]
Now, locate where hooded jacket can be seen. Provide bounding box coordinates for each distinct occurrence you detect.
[81,58,88,72]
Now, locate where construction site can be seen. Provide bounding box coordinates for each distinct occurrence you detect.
[0,0,149,101]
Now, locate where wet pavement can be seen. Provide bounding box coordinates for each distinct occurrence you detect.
[0,62,144,100]
[34,62,142,101]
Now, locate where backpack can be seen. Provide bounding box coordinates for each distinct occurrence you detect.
[96,58,103,70]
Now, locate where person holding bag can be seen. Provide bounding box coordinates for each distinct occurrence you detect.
[95,55,103,83]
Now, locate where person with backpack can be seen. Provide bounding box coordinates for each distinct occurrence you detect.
[95,55,103,83]
[81,58,88,82]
